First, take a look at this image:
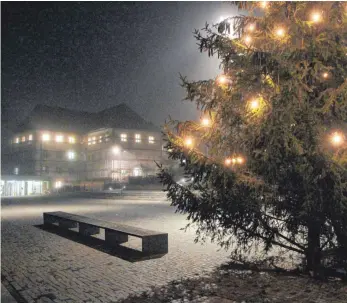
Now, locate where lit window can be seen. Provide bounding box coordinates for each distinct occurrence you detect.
[92,136,96,140]
[121,134,127,142]
[88,142,91,145]
[67,151,75,160]
[133,167,142,176]
[55,135,64,143]
[28,134,33,141]
[22,136,26,142]
[15,137,19,144]
[135,134,141,143]
[42,134,50,141]
[14,167,19,175]
[148,136,154,144]
[99,135,103,139]
[55,181,63,189]
[88,137,91,142]
[68,136,75,144]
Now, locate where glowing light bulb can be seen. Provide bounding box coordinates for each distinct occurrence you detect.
[275,27,285,37]
[260,1,268,9]
[249,99,260,110]
[232,158,237,164]
[247,23,256,32]
[244,35,252,44]
[201,118,210,127]
[311,12,322,23]
[225,158,232,166]
[236,157,244,164]
[217,75,227,84]
[184,137,193,147]
[322,72,329,79]
[331,132,344,147]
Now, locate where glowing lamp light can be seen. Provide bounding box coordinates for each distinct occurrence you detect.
[184,137,193,147]
[311,12,322,23]
[275,27,285,37]
[232,158,237,164]
[331,132,344,147]
[322,72,329,79]
[112,146,121,154]
[217,75,227,84]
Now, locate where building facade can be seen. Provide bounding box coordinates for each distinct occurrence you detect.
[3,104,164,191]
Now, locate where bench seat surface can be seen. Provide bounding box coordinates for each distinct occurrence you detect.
[44,211,166,237]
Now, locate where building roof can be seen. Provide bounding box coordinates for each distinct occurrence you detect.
[16,103,160,133]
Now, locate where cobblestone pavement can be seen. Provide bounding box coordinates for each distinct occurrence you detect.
[1,193,230,303]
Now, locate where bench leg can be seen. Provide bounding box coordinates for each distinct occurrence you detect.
[58,219,78,229]
[105,230,128,246]
[43,213,59,226]
[142,234,168,255]
[79,223,100,236]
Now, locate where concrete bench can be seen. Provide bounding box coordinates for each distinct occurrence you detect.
[43,211,168,255]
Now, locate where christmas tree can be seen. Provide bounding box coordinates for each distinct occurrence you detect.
[158,1,347,276]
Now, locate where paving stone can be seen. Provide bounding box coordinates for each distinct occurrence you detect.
[2,195,230,302]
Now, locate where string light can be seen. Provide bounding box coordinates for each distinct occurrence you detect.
[322,72,329,79]
[247,23,256,32]
[331,132,344,147]
[311,12,322,23]
[244,35,252,45]
[236,157,244,164]
[217,75,227,84]
[184,137,193,147]
[201,118,211,127]
[260,1,268,9]
[249,98,260,110]
[275,27,285,38]
[225,158,232,166]
[232,158,237,164]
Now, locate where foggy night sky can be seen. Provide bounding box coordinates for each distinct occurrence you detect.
[2,2,238,145]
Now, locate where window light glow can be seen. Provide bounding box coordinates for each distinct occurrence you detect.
[15,137,19,144]
[121,133,127,142]
[135,134,141,143]
[55,181,63,189]
[148,136,155,144]
[22,136,26,142]
[42,134,50,141]
[56,135,64,143]
[67,151,75,160]
[68,136,75,144]
[28,134,33,141]
[112,146,121,154]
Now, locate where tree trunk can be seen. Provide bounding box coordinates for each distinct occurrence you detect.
[306,225,321,277]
